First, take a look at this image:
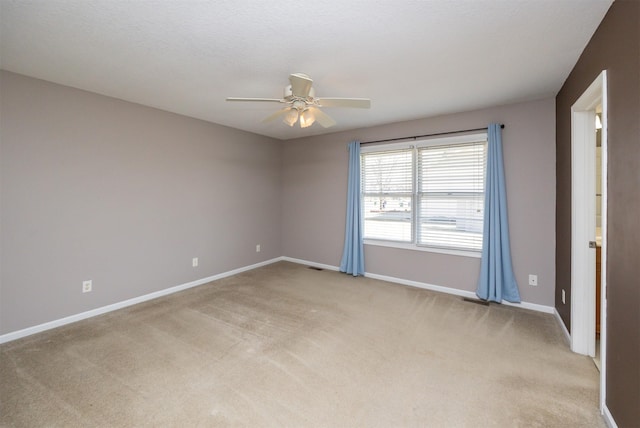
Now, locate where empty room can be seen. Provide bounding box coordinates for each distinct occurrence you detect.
[1,1,638,427]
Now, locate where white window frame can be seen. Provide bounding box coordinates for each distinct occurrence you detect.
[361,132,487,258]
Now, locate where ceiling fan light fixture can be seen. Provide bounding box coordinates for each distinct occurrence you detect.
[299,109,315,128]
[283,109,298,127]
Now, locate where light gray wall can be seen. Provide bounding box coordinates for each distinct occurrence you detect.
[0,71,282,334]
[0,70,556,336]
[282,98,556,306]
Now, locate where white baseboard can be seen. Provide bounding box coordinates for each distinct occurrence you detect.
[554,308,571,345]
[603,405,618,428]
[0,257,282,344]
[279,256,339,272]
[0,256,556,344]
[281,256,555,314]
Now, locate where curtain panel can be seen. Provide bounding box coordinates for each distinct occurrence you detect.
[340,141,365,276]
[476,124,521,302]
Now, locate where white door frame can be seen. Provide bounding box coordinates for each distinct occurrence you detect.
[570,70,608,411]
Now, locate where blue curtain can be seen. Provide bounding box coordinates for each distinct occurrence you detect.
[476,124,521,303]
[340,141,365,276]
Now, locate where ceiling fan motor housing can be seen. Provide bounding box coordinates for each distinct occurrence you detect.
[284,85,315,102]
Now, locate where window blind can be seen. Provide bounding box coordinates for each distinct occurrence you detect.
[417,142,486,251]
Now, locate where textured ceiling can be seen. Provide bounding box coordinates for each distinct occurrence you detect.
[0,0,613,140]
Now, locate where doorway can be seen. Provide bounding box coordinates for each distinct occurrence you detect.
[570,70,607,412]
[594,108,603,371]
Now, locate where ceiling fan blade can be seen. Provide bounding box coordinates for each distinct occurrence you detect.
[308,107,336,128]
[289,73,313,98]
[226,97,284,103]
[261,108,290,123]
[317,98,371,108]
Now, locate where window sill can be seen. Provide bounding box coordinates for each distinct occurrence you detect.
[364,239,482,259]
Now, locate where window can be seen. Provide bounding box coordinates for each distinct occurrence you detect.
[361,133,487,255]
[361,148,413,242]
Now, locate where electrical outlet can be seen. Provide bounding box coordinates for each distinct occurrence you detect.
[562,289,566,304]
[82,280,92,293]
[528,274,538,286]
[256,244,261,253]
[192,257,198,267]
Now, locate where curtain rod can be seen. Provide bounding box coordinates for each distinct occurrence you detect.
[360,124,504,145]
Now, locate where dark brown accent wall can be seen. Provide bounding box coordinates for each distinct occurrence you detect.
[555,1,639,425]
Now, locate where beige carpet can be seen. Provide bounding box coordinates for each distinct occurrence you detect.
[1,261,605,427]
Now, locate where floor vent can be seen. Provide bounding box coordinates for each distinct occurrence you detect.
[308,266,324,271]
[462,297,490,306]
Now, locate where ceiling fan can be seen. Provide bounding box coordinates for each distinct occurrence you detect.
[226,73,371,129]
